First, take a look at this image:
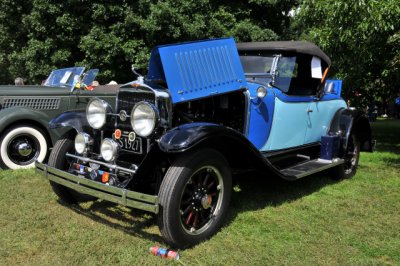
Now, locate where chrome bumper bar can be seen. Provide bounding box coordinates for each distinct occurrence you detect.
[66,153,137,174]
[35,161,159,214]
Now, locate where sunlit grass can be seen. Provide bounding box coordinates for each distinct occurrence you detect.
[0,119,399,265]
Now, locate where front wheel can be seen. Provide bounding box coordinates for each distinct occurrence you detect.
[0,125,48,169]
[158,148,232,248]
[48,134,94,204]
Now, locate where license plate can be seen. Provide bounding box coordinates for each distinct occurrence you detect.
[115,135,142,154]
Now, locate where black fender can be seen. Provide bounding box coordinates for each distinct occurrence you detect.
[49,111,92,134]
[158,122,283,176]
[328,108,373,154]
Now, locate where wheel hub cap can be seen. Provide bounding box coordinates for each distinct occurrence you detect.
[17,143,32,157]
[201,195,212,209]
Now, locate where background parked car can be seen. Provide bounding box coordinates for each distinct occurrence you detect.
[0,67,118,169]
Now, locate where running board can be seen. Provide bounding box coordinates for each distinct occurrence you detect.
[280,158,344,179]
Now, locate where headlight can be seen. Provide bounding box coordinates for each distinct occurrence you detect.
[130,102,158,137]
[74,132,93,154]
[86,98,112,129]
[100,138,119,162]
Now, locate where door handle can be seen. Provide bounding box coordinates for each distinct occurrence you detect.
[307,109,313,113]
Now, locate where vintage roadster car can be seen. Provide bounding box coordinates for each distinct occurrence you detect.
[36,38,372,248]
[0,67,118,169]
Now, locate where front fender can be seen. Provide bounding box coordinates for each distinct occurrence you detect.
[329,108,373,153]
[158,122,251,152]
[0,107,50,132]
[158,122,284,177]
[49,111,92,133]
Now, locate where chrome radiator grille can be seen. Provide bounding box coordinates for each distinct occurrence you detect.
[1,97,61,110]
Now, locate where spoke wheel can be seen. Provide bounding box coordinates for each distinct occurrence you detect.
[48,133,95,204]
[158,148,231,248]
[343,134,360,176]
[180,166,224,235]
[331,133,360,180]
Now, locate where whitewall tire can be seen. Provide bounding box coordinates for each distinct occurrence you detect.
[0,125,48,169]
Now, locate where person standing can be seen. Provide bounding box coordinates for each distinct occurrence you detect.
[14,77,24,85]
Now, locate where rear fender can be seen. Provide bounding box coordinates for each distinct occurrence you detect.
[328,108,373,154]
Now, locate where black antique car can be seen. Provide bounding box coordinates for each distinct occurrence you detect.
[0,67,118,169]
[36,38,372,248]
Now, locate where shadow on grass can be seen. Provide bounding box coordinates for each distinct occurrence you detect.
[60,200,163,243]
[58,168,338,247]
[228,170,337,217]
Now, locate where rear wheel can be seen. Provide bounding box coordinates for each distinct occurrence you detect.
[331,133,360,180]
[48,134,94,204]
[158,148,232,248]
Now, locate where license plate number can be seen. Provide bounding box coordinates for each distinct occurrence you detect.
[115,135,142,154]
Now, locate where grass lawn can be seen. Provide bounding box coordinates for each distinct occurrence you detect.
[0,119,399,265]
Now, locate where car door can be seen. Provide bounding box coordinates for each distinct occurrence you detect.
[259,55,315,151]
[260,90,313,151]
[304,80,347,144]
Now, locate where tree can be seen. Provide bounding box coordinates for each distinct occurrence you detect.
[292,0,400,108]
[0,0,299,84]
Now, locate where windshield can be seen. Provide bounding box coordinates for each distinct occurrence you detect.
[240,55,297,92]
[82,69,99,86]
[44,67,85,87]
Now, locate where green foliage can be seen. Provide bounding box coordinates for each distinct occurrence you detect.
[0,0,297,84]
[293,0,400,106]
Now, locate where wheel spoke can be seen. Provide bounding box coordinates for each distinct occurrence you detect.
[203,172,210,187]
[193,212,199,228]
[181,205,192,216]
[185,211,194,225]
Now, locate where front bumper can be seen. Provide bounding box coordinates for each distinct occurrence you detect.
[35,161,159,213]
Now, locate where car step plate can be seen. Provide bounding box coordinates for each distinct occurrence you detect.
[280,158,344,179]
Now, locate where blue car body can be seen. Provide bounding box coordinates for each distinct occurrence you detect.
[147,38,349,151]
[36,37,373,248]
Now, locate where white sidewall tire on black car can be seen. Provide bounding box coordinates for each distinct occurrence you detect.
[0,126,48,169]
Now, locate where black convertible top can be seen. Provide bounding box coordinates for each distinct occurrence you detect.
[237,41,331,65]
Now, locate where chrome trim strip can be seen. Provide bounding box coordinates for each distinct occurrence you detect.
[66,153,138,173]
[243,90,251,137]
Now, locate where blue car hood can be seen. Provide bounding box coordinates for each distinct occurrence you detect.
[147,38,247,103]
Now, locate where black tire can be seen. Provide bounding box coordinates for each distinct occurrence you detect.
[0,124,48,169]
[48,134,94,204]
[331,133,360,180]
[158,148,232,248]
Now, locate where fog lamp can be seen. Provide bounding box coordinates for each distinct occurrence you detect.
[100,138,119,162]
[74,132,93,154]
